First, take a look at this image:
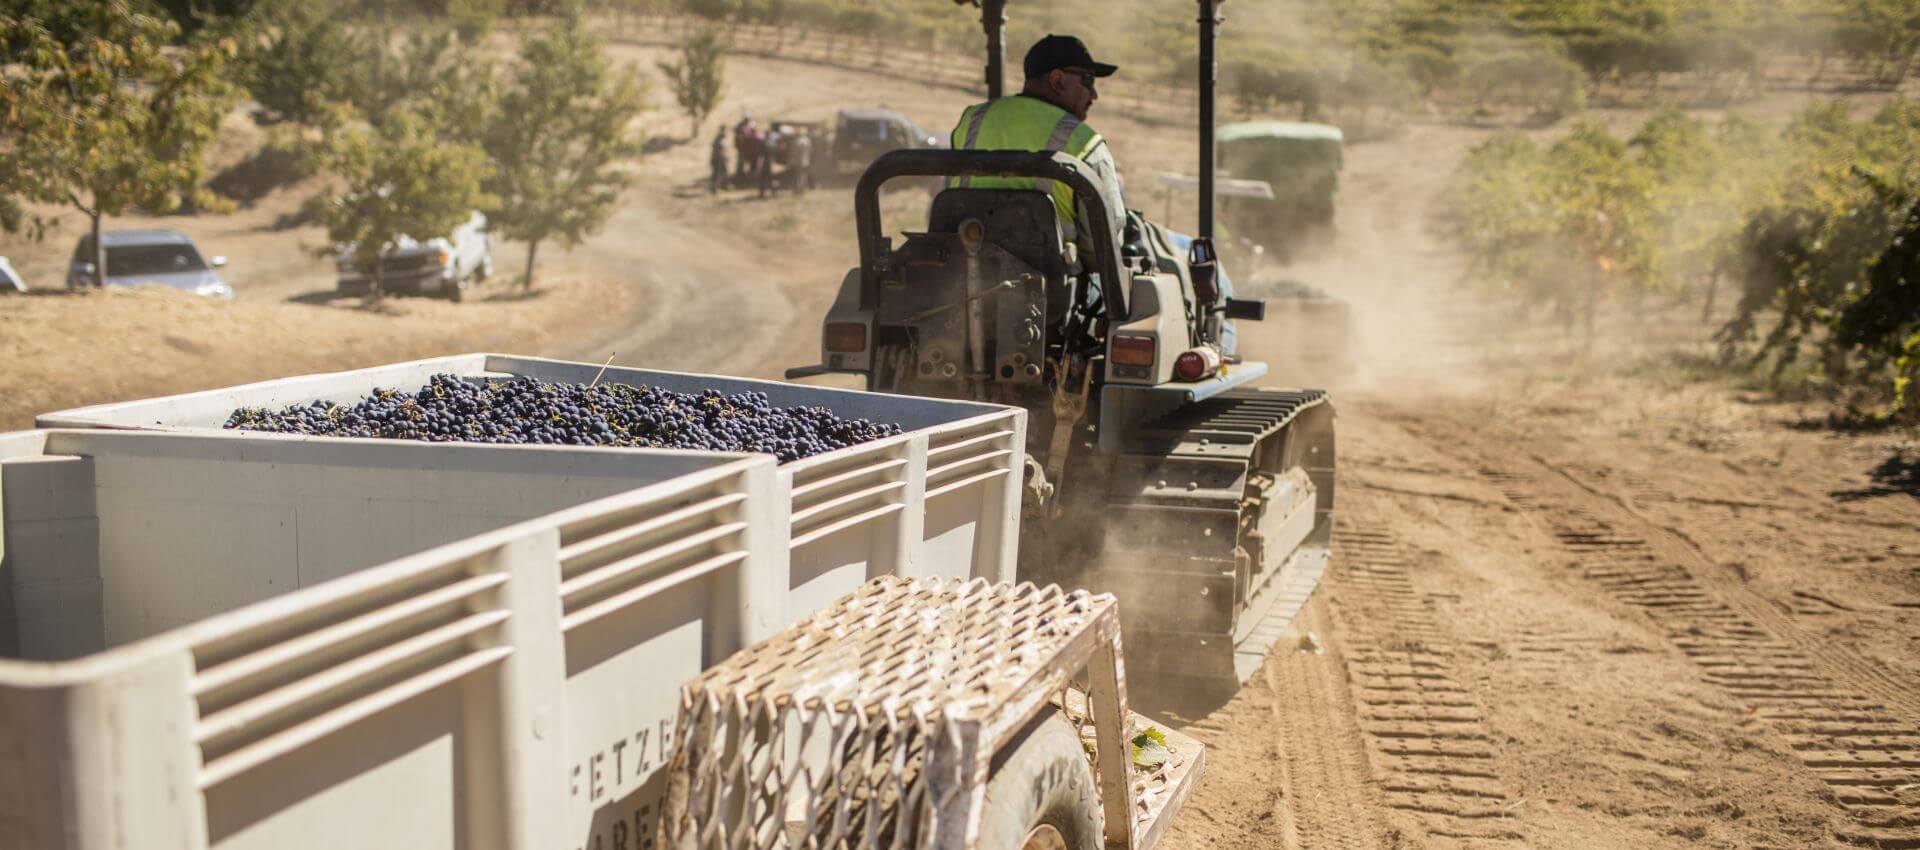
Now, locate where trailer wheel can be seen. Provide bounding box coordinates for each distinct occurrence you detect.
[979,709,1102,850]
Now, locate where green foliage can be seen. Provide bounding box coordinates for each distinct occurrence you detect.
[240,2,493,135]
[315,106,493,297]
[1453,97,1920,418]
[1453,133,1562,306]
[483,16,647,289]
[1829,0,1920,83]
[1451,122,1658,334]
[240,0,372,127]
[657,26,728,137]
[1719,101,1920,416]
[1460,41,1587,120]
[681,0,739,23]
[151,0,270,33]
[0,0,240,282]
[356,28,498,140]
[1836,181,1920,413]
[446,0,502,40]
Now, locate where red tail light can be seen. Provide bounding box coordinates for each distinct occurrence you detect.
[824,322,867,352]
[1110,334,1156,367]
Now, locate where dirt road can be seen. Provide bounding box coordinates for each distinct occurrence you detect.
[1162,369,1920,849]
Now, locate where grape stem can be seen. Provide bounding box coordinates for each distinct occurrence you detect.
[589,352,618,387]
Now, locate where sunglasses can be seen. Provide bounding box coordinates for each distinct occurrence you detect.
[1059,69,1097,91]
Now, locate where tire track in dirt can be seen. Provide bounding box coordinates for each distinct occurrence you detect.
[1157,592,1392,850]
[1535,457,1920,724]
[1261,596,1393,850]
[1331,519,1524,844]
[1475,466,1920,848]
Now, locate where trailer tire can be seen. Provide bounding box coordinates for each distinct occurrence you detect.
[978,709,1102,850]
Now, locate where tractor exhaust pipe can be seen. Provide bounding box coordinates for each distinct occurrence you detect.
[1198,0,1222,243]
[981,0,1007,99]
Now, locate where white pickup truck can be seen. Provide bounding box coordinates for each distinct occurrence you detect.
[335,210,493,301]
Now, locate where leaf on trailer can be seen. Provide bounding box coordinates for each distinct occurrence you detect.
[1130,723,1173,770]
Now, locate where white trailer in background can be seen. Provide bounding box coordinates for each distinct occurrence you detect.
[10,358,1203,850]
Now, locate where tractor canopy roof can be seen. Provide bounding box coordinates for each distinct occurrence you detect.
[1218,120,1344,190]
[1218,121,1344,144]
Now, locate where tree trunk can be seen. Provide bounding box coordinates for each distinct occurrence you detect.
[1584,268,1598,350]
[522,238,540,291]
[1702,268,1720,323]
[86,210,105,291]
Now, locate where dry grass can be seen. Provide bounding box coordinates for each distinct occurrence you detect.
[0,278,631,429]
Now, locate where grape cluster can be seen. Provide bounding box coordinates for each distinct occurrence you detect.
[224,373,903,462]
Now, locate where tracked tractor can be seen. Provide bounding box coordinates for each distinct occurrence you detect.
[789,0,1334,686]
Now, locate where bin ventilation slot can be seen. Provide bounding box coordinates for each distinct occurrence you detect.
[190,555,514,787]
[558,492,746,567]
[926,425,1016,497]
[557,479,750,623]
[788,450,910,546]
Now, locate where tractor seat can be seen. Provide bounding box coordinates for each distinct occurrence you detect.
[927,188,1068,278]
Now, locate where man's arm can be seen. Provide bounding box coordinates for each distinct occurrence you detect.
[1083,137,1125,211]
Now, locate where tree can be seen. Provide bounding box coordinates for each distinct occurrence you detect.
[0,0,240,288]
[484,17,647,290]
[1452,132,1564,310]
[657,26,728,138]
[241,0,373,128]
[1541,123,1658,343]
[354,27,497,139]
[1459,40,1586,122]
[683,0,740,24]
[446,0,502,41]
[317,107,493,300]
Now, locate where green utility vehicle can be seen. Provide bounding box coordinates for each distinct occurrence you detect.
[1218,121,1343,258]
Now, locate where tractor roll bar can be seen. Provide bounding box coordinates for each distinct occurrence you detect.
[854,149,1130,321]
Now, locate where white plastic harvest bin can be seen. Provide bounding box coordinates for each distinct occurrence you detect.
[0,429,784,850]
[41,353,1028,618]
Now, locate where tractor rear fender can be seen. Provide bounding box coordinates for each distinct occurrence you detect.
[819,267,873,373]
[1106,274,1191,386]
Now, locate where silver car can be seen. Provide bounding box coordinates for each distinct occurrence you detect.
[68,228,231,298]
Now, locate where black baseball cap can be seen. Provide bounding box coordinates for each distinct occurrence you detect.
[1023,34,1118,80]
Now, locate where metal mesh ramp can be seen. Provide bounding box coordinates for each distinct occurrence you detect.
[665,576,1201,850]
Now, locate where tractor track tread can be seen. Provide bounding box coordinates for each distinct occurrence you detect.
[1328,521,1523,844]
[1260,595,1398,850]
[1472,461,1920,847]
[1131,389,1330,451]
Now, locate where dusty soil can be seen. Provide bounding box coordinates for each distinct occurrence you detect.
[3,18,1916,848]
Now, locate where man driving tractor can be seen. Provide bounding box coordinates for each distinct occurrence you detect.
[949,34,1236,352]
[948,35,1123,238]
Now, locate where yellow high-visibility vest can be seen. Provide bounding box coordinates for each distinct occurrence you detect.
[948,96,1108,227]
